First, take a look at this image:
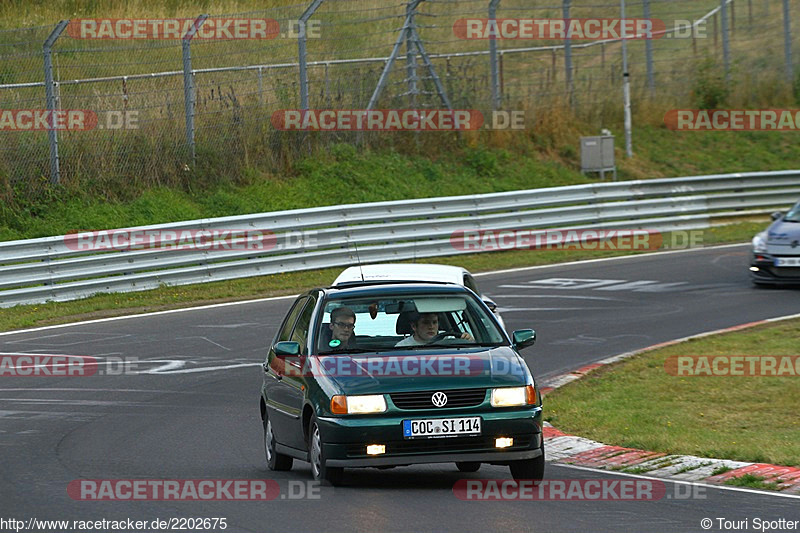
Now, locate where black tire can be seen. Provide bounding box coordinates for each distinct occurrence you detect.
[509,445,545,482]
[456,462,481,473]
[264,413,293,471]
[308,415,344,486]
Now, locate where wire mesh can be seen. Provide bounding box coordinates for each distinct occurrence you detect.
[0,0,797,200]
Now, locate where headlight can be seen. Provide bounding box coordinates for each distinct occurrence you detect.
[752,232,768,254]
[331,394,387,414]
[491,385,536,407]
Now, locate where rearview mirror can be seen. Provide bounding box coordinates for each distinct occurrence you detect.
[512,329,536,350]
[274,341,301,358]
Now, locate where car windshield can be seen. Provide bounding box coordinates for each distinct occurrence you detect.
[316,294,506,354]
[783,202,800,222]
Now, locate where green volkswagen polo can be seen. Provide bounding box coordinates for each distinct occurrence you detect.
[259,282,543,485]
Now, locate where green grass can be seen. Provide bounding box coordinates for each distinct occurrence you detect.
[0,221,764,333]
[545,317,800,467]
[724,474,784,491]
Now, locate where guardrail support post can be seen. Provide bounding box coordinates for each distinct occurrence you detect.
[43,20,69,186]
[182,14,208,168]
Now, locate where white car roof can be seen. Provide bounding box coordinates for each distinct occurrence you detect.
[332,263,469,286]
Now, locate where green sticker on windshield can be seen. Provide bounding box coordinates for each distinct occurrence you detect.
[329,339,341,348]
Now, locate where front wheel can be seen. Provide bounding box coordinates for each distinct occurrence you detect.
[308,415,344,486]
[509,446,545,482]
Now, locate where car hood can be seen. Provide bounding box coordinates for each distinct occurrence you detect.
[315,346,531,395]
[767,219,800,256]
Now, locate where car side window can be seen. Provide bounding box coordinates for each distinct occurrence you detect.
[463,274,480,295]
[276,297,308,343]
[289,297,316,355]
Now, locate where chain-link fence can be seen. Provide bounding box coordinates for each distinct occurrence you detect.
[0,0,797,199]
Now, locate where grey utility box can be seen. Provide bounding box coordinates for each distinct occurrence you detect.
[580,135,617,180]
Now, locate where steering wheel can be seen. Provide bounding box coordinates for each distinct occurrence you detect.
[426,331,461,344]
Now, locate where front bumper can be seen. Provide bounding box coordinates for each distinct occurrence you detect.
[750,254,800,284]
[318,407,543,468]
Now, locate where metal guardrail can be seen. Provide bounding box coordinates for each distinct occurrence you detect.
[0,171,797,308]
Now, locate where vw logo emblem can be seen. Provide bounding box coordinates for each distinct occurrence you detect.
[431,392,448,408]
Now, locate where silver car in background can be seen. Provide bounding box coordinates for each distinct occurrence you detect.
[750,201,800,286]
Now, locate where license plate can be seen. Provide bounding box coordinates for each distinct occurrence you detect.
[402,417,481,439]
[775,257,800,267]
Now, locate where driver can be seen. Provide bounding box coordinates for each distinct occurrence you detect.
[395,312,473,347]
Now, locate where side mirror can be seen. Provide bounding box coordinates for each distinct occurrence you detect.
[483,298,498,312]
[771,211,784,221]
[274,341,301,358]
[512,329,536,350]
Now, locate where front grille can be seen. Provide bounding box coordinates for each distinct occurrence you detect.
[346,434,533,457]
[389,388,487,410]
[769,266,800,279]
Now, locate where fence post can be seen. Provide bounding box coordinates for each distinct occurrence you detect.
[489,0,501,109]
[43,20,69,186]
[368,0,424,110]
[783,0,794,84]
[643,0,655,94]
[620,0,633,158]
[562,0,574,106]
[406,0,419,108]
[299,0,324,110]
[720,0,731,82]
[182,15,207,168]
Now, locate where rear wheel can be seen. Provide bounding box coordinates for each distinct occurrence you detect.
[264,413,293,471]
[509,445,545,482]
[456,462,481,473]
[308,415,344,486]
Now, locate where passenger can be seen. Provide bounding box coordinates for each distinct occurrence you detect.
[395,312,473,347]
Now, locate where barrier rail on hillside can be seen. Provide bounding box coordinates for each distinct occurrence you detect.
[0,171,796,308]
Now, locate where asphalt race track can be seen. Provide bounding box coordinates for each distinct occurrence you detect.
[1,244,799,533]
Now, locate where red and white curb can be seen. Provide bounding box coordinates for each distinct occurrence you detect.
[539,312,800,494]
